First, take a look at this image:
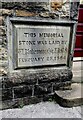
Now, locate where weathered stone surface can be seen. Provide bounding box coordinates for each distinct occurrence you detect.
[6,68,72,86]
[1,36,7,48]
[2,88,13,100]
[1,81,72,110]
[0,47,7,61]
[0,68,7,76]
[13,85,32,98]
[0,9,13,15]
[39,12,58,19]
[1,2,22,9]
[1,67,72,109]
[0,16,4,25]
[1,2,42,12]
[15,10,37,17]
[1,2,49,13]
[50,1,70,18]
[39,12,51,18]
[51,1,63,10]
[0,1,78,109]
[54,83,83,107]
[0,26,5,35]
[1,94,55,110]
[70,2,79,20]
[1,1,73,19]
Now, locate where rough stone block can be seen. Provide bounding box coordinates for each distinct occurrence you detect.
[13,85,32,98]
[15,10,37,17]
[2,88,13,100]
[1,96,43,110]
[54,83,83,107]
[0,9,12,16]
[7,68,72,86]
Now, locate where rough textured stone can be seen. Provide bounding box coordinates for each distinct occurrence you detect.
[0,1,78,109]
[0,16,4,25]
[1,36,7,48]
[50,1,70,18]
[39,12,58,19]
[0,68,7,76]
[39,12,51,18]
[7,68,72,85]
[1,2,49,13]
[2,88,13,100]
[0,47,7,61]
[51,1,63,10]
[70,2,79,20]
[0,26,5,35]
[13,85,32,98]
[54,83,83,107]
[15,10,37,17]
[1,67,72,109]
[1,94,54,110]
[0,9,13,16]
[1,2,23,9]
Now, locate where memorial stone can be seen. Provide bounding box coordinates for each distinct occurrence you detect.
[0,0,79,109]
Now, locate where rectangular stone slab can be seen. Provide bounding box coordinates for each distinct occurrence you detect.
[7,18,76,72]
[14,24,70,68]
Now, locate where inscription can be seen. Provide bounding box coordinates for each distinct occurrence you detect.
[14,25,70,68]
[24,32,64,38]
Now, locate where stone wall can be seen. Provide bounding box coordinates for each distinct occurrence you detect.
[0,1,78,109]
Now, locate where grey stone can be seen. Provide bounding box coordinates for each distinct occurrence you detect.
[54,83,83,107]
[1,102,81,118]
[0,26,5,36]
[0,1,78,110]
[0,47,7,61]
[13,85,32,98]
[1,2,49,12]
[0,16,4,25]
[70,2,80,20]
[1,68,72,109]
[39,12,50,18]
[7,68,72,85]
[2,88,13,101]
[1,96,49,110]
[39,12,58,18]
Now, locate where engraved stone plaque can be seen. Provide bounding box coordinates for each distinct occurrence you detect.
[14,25,70,68]
[7,18,76,70]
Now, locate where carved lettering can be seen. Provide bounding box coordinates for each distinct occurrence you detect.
[14,25,70,67]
